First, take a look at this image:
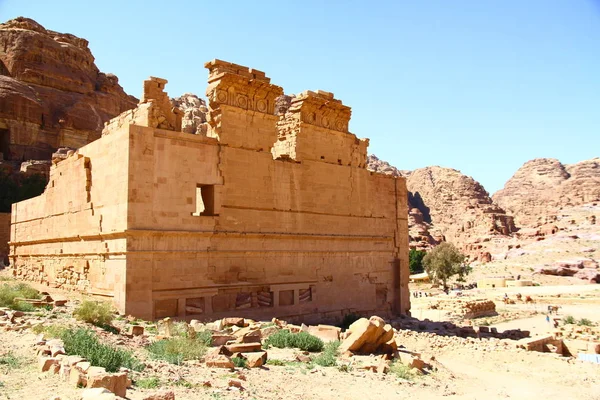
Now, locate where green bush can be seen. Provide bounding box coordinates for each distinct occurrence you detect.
[265,359,286,366]
[409,249,426,274]
[32,324,68,338]
[195,330,213,346]
[231,357,248,368]
[264,330,324,352]
[73,300,114,327]
[312,340,340,367]
[135,376,161,389]
[147,336,208,365]
[0,282,41,310]
[578,318,594,327]
[0,352,20,368]
[61,328,142,372]
[390,361,414,380]
[563,315,576,325]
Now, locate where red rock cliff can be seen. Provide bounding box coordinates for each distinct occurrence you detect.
[0,17,137,161]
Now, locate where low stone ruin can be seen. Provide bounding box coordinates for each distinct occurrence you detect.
[429,299,497,319]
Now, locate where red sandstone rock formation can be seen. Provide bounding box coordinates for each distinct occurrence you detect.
[367,156,516,255]
[405,166,516,253]
[493,158,600,228]
[0,17,137,161]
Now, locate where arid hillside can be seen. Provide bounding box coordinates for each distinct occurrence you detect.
[493,157,600,227]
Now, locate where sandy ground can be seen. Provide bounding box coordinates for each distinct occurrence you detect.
[1,275,599,400]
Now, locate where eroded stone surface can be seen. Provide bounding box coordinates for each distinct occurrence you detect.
[0,17,137,161]
[9,59,411,322]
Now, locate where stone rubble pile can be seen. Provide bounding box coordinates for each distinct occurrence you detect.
[429,299,497,319]
[36,336,129,398]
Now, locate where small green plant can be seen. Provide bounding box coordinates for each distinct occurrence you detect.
[173,379,194,388]
[0,282,41,310]
[390,361,414,380]
[73,300,114,327]
[578,318,594,327]
[339,313,361,331]
[135,376,161,389]
[31,324,68,338]
[337,363,352,372]
[312,340,340,367]
[145,325,158,334]
[0,353,20,368]
[231,357,248,368]
[266,359,286,366]
[147,336,208,365]
[195,330,213,346]
[479,320,491,327]
[563,315,576,325]
[61,328,143,372]
[264,330,324,352]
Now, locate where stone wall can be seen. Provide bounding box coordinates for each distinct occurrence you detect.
[10,59,410,323]
[0,212,10,263]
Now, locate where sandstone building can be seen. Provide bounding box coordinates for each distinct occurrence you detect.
[9,60,410,322]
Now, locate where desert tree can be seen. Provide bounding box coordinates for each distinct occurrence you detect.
[422,242,471,291]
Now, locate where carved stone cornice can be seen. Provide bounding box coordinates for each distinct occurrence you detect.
[287,90,351,133]
[204,59,283,116]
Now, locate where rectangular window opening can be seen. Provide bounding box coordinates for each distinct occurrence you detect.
[192,184,217,216]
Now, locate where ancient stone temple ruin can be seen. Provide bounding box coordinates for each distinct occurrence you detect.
[9,60,410,322]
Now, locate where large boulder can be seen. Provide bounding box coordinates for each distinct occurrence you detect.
[339,316,395,355]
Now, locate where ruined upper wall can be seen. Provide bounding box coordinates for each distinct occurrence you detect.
[204,59,283,152]
[102,77,182,135]
[273,90,368,167]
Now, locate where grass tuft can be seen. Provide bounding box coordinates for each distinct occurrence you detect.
[390,361,415,380]
[73,300,114,327]
[563,315,576,325]
[61,328,143,372]
[135,376,161,389]
[0,353,20,368]
[147,336,208,365]
[312,340,340,367]
[264,330,324,352]
[231,356,248,368]
[578,318,594,327]
[0,282,41,311]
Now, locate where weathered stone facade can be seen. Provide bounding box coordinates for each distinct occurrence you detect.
[9,60,410,322]
[0,212,10,263]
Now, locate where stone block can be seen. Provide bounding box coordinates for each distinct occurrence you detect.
[39,356,60,373]
[86,371,128,398]
[241,351,267,368]
[225,342,262,353]
[205,353,234,368]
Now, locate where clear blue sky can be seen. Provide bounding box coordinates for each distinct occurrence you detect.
[2,0,599,194]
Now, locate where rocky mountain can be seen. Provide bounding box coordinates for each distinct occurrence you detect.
[0,17,137,161]
[367,156,517,259]
[405,166,516,257]
[493,158,600,227]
